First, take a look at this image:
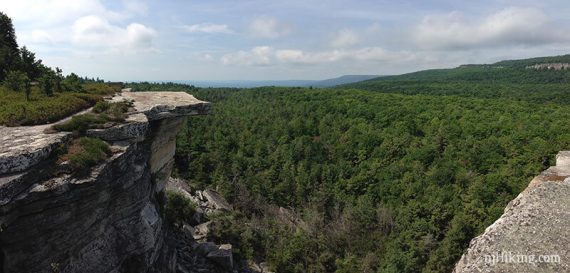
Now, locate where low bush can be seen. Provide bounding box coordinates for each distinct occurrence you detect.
[0,83,121,126]
[59,137,111,176]
[92,101,111,113]
[54,100,132,133]
[53,113,108,134]
[82,82,121,95]
[165,191,197,227]
[101,101,131,122]
[0,86,104,126]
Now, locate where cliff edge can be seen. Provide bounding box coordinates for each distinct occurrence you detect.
[454,151,570,273]
[0,90,210,273]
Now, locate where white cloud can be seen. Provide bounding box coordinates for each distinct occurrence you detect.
[2,0,121,27]
[123,0,149,16]
[203,53,213,61]
[221,46,414,66]
[125,23,157,49]
[249,16,291,39]
[5,0,154,50]
[331,29,360,48]
[221,46,273,66]
[30,30,55,44]
[352,47,413,61]
[72,15,157,51]
[275,49,306,63]
[414,7,570,50]
[182,23,233,34]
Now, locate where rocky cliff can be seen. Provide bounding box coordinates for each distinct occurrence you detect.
[526,63,570,70]
[454,151,570,273]
[0,90,210,273]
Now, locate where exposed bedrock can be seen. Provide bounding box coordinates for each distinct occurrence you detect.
[0,91,210,273]
[454,151,570,273]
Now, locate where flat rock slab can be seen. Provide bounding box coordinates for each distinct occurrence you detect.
[455,152,570,273]
[0,125,71,175]
[118,92,210,120]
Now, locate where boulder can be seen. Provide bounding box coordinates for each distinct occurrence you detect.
[193,242,219,256]
[203,189,233,211]
[193,221,213,241]
[249,262,262,273]
[206,244,234,270]
[259,262,274,273]
[274,206,308,231]
[182,224,195,237]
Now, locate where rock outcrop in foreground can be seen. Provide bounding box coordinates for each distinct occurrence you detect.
[454,151,570,273]
[0,90,210,273]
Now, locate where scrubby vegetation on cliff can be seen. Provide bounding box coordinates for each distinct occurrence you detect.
[53,100,132,134]
[57,137,111,176]
[165,191,197,227]
[131,63,570,273]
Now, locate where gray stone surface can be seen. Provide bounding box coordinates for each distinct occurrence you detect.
[203,189,233,211]
[0,141,161,273]
[193,221,213,241]
[206,244,234,270]
[556,151,570,167]
[166,177,233,216]
[0,125,71,175]
[86,113,148,142]
[526,63,570,70]
[454,151,570,273]
[117,91,210,121]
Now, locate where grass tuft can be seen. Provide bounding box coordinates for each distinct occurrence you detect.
[59,137,111,176]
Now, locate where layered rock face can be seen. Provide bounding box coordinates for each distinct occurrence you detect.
[526,63,570,70]
[454,151,570,273]
[0,91,210,273]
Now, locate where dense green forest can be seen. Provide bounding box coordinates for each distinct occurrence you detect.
[130,63,570,273]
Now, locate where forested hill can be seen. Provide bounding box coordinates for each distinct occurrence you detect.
[130,55,570,273]
[342,55,570,104]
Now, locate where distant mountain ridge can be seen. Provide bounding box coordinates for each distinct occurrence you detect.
[309,75,381,87]
[177,74,381,88]
[341,54,570,90]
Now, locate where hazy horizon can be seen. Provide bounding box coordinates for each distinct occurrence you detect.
[4,0,570,81]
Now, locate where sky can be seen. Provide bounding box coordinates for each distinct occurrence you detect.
[2,0,570,81]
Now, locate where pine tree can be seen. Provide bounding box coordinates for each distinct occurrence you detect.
[41,75,53,97]
[0,12,20,81]
[24,78,31,101]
